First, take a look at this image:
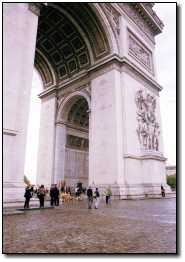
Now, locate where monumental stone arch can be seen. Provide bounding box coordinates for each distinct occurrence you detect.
[3,3,172,205]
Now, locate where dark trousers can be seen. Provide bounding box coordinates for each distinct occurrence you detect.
[54,197,59,206]
[50,197,55,206]
[24,197,30,208]
[39,196,44,208]
[106,195,109,204]
[87,197,93,209]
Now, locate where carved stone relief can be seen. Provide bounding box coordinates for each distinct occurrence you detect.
[118,3,155,42]
[101,3,120,49]
[128,34,152,71]
[135,89,160,151]
[66,134,89,151]
[103,4,120,35]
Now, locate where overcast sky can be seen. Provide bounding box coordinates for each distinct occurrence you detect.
[24,3,176,183]
[154,3,176,165]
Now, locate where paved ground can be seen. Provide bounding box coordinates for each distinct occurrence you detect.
[3,198,176,254]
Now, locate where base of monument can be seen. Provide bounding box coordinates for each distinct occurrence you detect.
[3,182,25,207]
[92,183,174,200]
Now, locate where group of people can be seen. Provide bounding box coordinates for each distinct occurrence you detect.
[24,183,113,209]
[24,185,46,209]
[86,186,112,209]
[24,183,166,209]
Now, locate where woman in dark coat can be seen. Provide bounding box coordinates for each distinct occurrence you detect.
[37,185,46,208]
[24,186,32,209]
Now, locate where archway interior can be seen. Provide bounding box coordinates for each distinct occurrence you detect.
[35,4,110,87]
[64,97,89,189]
[34,4,110,189]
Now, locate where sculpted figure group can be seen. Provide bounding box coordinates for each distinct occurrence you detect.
[135,89,160,151]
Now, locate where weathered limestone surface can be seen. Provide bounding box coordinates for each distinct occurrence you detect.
[3,3,39,203]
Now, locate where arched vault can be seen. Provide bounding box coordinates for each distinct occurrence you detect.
[34,3,116,87]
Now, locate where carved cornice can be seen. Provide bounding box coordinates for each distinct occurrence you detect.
[141,3,164,31]
[28,3,46,16]
[38,85,57,99]
[3,128,19,136]
[117,3,164,42]
[38,53,162,100]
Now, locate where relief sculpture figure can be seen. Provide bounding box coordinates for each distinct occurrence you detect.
[135,89,160,151]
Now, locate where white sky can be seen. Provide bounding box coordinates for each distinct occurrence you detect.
[24,3,176,184]
[154,3,176,165]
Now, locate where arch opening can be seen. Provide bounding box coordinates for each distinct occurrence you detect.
[63,96,89,189]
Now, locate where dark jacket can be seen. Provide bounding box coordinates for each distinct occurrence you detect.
[53,187,59,198]
[87,188,93,198]
[95,190,100,198]
[24,188,32,199]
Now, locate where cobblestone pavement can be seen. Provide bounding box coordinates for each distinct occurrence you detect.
[3,198,176,254]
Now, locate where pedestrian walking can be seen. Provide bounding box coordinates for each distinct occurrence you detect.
[105,187,112,204]
[24,186,32,209]
[161,185,165,197]
[37,185,46,208]
[94,188,100,209]
[87,186,93,209]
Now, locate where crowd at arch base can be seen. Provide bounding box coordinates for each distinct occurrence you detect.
[24,180,166,209]
[24,180,113,210]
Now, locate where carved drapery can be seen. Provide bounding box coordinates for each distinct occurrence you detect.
[135,90,160,151]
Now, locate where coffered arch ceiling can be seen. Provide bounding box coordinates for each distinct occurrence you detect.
[67,97,89,129]
[35,3,111,86]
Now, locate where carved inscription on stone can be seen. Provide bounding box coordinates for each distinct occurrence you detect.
[135,90,160,151]
[129,34,152,71]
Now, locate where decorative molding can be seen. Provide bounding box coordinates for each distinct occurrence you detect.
[118,3,156,43]
[38,85,57,99]
[124,153,166,162]
[128,31,153,72]
[66,134,89,151]
[3,128,19,136]
[135,89,160,151]
[102,4,121,36]
[141,3,164,31]
[28,3,43,16]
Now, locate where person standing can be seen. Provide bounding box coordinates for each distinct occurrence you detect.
[161,185,165,198]
[53,184,60,206]
[94,188,100,209]
[105,187,112,205]
[87,186,93,209]
[38,185,46,208]
[50,185,55,206]
[24,186,32,209]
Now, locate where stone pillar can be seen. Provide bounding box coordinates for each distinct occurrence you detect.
[89,68,125,196]
[3,3,39,204]
[118,13,171,198]
[36,93,57,187]
[53,122,66,184]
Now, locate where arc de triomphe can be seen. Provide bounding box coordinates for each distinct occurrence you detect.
[3,3,171,204]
